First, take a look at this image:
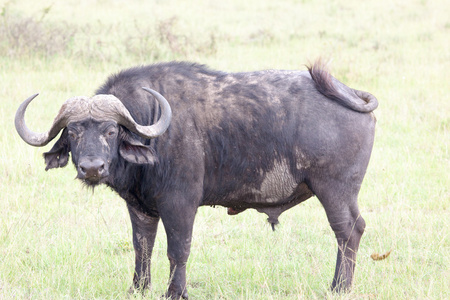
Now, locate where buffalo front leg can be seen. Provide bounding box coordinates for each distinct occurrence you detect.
[158,197,198,299]
[127,205,160,292]
[312,179,366,292]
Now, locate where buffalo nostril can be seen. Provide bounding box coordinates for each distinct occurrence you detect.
[78,158,107,180]
[80,166,87,174]
[98,163,105,175]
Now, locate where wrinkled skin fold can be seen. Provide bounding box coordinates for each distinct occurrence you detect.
[15,60,378,299]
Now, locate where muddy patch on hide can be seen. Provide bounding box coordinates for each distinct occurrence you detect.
[254,159,298,203]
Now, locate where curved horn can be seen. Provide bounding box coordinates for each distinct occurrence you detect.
[14,94,85,147]
[15,93,71,147]
[110,87,172,139]
[139,87,172,138]
[16,89,172,146]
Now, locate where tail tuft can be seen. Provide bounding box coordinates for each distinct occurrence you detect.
[306,59,378,113]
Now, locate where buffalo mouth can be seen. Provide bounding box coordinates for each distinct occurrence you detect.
[78,173,109,186]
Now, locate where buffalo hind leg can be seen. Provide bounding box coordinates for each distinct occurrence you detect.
[127,205,160,292]
[312,179,366,292]
[329,207,365,292]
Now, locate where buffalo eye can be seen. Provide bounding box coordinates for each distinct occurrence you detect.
[68,130,78,140]
[105,129,117,138]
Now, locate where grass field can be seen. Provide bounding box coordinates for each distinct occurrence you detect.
[0,0,449,299]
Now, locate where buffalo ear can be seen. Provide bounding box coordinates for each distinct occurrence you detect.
[119,133,158,165]
[43,128,70,170]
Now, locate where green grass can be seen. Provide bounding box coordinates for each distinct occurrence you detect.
[0,0,449,299]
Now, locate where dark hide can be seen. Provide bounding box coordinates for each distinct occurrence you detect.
[44,62,377,298]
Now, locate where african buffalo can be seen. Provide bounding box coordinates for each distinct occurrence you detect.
[15,61,378,299]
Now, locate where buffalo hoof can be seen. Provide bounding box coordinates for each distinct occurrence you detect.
[331,280,351,294]
[127,285,149,296]
[164,289,188,299]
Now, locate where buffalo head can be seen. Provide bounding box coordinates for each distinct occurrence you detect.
[15,88,172,186]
